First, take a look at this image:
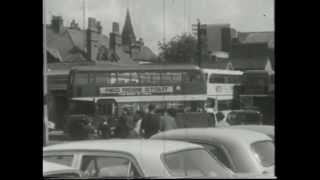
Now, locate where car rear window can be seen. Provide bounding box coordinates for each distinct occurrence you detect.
[45,172,80,178]
[251,141,274,167]
[163,149,233,178]
[43,155,73,167]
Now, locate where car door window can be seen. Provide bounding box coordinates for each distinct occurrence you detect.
[195,143,233,171]
[80,155,141,178]
[163,149,233,178]
[43,155,74,167]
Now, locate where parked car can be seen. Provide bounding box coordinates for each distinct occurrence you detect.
[151,128,275,176]
[216,109,263,127]
[43,160,81,178]
[43,139,235,178]
[220,125,274,141]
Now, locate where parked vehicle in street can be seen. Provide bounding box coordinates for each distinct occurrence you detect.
[233,70,274,125]
[43,139,235,178]
[43,160,81,178]
[220,125,274,141]
[216,109,263,127]
[151,128,275,176]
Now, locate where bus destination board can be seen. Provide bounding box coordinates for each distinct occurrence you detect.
[99,86,174,96]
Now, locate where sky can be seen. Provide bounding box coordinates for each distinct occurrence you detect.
[45,0,274,55]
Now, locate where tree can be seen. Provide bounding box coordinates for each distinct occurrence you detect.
[158,33,197,63]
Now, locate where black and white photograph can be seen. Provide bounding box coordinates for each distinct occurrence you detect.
[43,0,275,178]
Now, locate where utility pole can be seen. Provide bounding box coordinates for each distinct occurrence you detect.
[43,0,48,146]
[163,0,166,44]
[192,19,206,67]
[197,19,201,67]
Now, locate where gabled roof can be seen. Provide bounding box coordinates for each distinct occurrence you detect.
[114,47,138,65]
[67,29,109,51]
[132,46,157,61]
[46,25,109,62]
[200,60,233,70]
[230,57,270,70]
[73,64,200,71]
[46,47,62,62]
[238,31,274,48]
[46,25,68,43]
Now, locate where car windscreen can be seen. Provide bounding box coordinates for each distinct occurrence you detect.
[251,141,275,167]
[163,149,233,178]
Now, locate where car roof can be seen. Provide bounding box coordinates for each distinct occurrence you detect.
[43,139,202,156]
[43,139,205,177]
[43,161,79,174]
[221,125,274,136]
[151,128,271,145]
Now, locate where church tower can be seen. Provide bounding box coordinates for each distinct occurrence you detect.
[121,9,136,48]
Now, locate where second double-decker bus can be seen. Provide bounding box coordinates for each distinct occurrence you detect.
[65,64,212,130]
[201,69,243,114]
[233,70,274,125]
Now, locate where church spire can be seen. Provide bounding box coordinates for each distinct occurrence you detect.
[121,8,136,46]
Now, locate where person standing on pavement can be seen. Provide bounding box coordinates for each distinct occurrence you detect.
[160,109,178,132]
[98,118,110,139]
[115,108,130,138]
[133,110,144,138]
[126,110,139,138]
[140,104,160,138]
[216,111,229,127]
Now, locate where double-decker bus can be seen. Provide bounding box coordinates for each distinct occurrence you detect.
[233,70,274,125]
[201,69,243,114]
[65,64,211,129]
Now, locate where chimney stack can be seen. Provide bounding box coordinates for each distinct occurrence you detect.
[70,19,80,30]
[109,22,122,51]
[112,22,120,33]
[88,17,98,32]
[97,21,102,34]
[87,17,100,61]
[51,16,63,33]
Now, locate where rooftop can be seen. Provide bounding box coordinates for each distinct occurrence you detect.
[71,64,200,71]
[230,57,270,70]
[238,31,274,48]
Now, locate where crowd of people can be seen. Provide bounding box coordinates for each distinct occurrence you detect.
[65,104,179,140]
[110,104,178,139]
